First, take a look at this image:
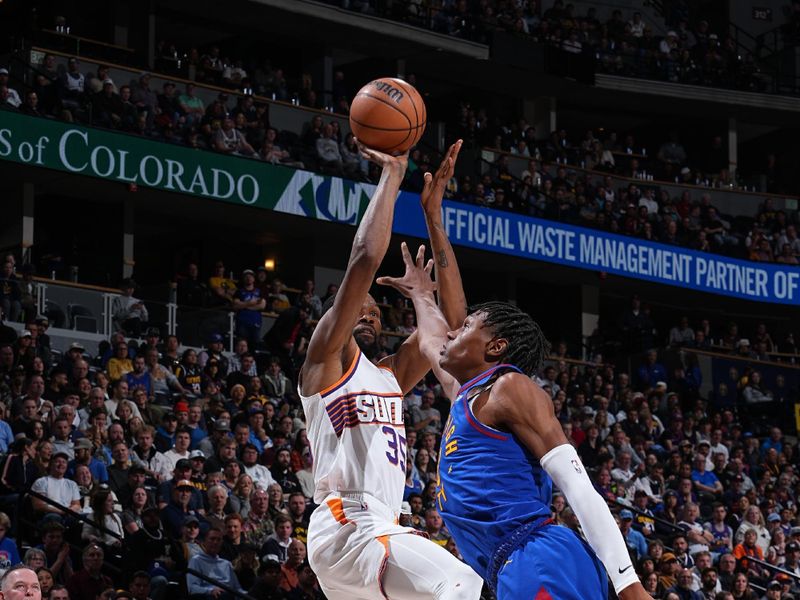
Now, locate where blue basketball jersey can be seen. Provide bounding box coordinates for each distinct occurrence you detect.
[436,364,553,580]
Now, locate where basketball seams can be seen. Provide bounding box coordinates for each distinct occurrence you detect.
[354,92,412,128]
[390,78,426,147]
[390,79,420,129]
[350,78,426,153]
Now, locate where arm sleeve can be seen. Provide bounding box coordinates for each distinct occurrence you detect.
[540,443,640,595]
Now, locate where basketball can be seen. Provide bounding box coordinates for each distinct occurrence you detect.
[349,77,427,154]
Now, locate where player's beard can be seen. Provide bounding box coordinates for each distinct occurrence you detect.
[354,332,380,359]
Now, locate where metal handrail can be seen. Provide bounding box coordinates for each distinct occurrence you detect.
[745,554,800,583]
[608,498,686,534]
[20,488,257,600]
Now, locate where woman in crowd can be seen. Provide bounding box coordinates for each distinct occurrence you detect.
[82,488,124,548]
[230,474,254,519]
[117,484,149,531]
[414,448,436,485]
[32,440,53,476]
[290,429,310,472]
[0,437,38,495]
[735,505,770,554]
[35,568,54,598]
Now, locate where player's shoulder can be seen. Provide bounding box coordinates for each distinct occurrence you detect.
[490,370,551,411]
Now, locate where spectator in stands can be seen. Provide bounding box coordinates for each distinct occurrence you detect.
[741,371,773,405]
[0,261,22,323]
[30,452,80,517]
[214,115,257,157]
[259,128,304,169]
[315,123,343,174]
[0,68,21,108]
[111,280,148,337]
[232,270,265,352]
[65,544,111,600]
[178,84,205,126]
[19,90,45,117]
[208,262,237,309]
[58,57,85,119]
[187,527,244,598]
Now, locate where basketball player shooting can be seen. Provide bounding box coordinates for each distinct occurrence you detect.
[298,140,482,600]
[377,241,654,595]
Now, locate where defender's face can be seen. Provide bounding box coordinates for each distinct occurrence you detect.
[440,312,494,377]
[352,296,382,346]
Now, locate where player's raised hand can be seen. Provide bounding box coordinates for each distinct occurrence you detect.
[356,139,408,173]
[420,139,462,215]
[376,242,437,299]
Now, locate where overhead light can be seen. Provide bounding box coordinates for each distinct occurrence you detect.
[263,258,275,271]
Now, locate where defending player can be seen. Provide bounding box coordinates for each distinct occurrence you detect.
[377,247,654,598]
[298,141,482,600]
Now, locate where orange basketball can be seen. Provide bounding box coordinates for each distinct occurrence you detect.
[349,77,427,154]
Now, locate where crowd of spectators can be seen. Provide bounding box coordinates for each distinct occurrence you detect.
[440,148,800,265]
[1,216,800,600]
[329,0,782,95]
[6,48,797,271]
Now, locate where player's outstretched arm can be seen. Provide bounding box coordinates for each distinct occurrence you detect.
[382,141,468,394]
[301,145,407,396]
[421,139,468,329]
[487,374,653,600]
[377,242,460,400]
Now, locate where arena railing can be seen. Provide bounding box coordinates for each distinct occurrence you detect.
[744,554,800,585]
[17,488,258,600]
[21,273,308,353]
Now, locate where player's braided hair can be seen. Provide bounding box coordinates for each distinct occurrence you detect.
[468,301,550,376]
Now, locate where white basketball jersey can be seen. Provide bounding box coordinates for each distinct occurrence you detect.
[301,349,406,510]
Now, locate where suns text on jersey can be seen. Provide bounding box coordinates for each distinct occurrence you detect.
[355,393,403,425]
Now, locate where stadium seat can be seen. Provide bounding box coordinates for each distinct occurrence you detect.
[68,303,98,332]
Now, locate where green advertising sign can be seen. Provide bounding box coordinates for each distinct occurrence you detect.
[0,111,376,224]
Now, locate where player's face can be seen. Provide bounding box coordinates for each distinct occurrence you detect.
[352,296,382,358]
[440,312,496,380]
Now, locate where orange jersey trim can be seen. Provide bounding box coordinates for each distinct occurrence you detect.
[326,497,350,525]
[320,349,361,397]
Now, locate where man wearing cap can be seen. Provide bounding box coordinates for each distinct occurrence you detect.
[248,554,284,600]
[783,541,800,578]
[112,279,149,337]
[198,333,229,373]
[618,509,648,560]
[197,418,232,460]
[0,68,21,108]
[658,552,680,590]
[232,270,265,352]
[763,579,783,600]
[68,438,108,483]
[161,479,205,540]
[157,458,203,511]
[30,452,80,516]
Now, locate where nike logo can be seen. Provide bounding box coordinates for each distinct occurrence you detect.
[618,565,632,574]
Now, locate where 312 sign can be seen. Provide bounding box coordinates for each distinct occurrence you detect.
[752,7,772,21]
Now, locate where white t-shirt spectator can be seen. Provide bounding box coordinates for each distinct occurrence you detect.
[31,475,80,508]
